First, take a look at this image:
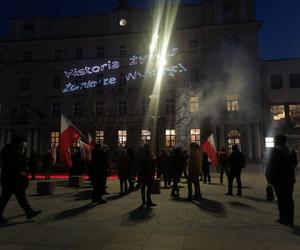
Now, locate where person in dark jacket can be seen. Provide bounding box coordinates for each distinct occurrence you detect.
[218,147,229,185]
[0,136,41,224]
[138,144,156,206]
[266,134,297,227]
[202,152,211,184]
[226,145,245,196]
[91,144,108,204]
[117,148,130,195]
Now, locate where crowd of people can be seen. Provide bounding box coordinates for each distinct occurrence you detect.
[0,134,298,228]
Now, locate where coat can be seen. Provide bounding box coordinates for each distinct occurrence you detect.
[188,148,203,175]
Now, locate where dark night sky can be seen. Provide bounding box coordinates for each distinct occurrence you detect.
[0,0,299,60]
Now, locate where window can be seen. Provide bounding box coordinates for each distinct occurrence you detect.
[95,101,104,117]
[53,50,61,61]
[270,105,285,121]
[270,75,283,89]
[120,45,127,57]
[119,73,127,84]
[142,98,149,114]
[97,47,104,58]
[20,77,30,90]
[227,130,241,153]
[141,130,151,145]
[50,131,60,147]
[95,130,104,145]
[226,95,239,112]
[189,40,198,49]
[74,102,82,117]
[19,104,29,117]
[190,129,201,144]
[51,102,60,117]
[119,100,127,116]
[22,51,32,62]
[289,104,300,128]
[265,137,274,148]
[166,98,175,115]
[75,48,83,59]
[190,69,199,82]
[165,129,176,147]
[190,96,199,113]
[118,130,127,147]
[289,74,300,88]
[52,76,60,89]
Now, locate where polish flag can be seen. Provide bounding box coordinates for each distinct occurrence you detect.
[202,134,218,167]
[60,114,81,168]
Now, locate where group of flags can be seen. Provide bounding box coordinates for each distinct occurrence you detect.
[59,114,218,168]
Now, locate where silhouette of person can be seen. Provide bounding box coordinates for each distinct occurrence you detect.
[266,134,297,227]
[0,135,41,224]
[28,150,38,180]
[218,147,229,185]
[117,148,130,195]
[226,145,245,196]
[202,152,211,184]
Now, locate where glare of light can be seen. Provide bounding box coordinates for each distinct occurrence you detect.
[265,137,274,148]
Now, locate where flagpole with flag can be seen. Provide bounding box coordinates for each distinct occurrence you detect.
[60,113,82,168]
[202,134,218,167]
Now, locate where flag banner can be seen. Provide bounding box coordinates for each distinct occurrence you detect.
[202,134,218,167]
[60,114,81,168]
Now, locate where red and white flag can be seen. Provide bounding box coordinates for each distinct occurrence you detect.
[202,134,218,167]
[60,114,81,168]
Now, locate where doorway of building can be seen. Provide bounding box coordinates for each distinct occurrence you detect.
[227,129,241,153]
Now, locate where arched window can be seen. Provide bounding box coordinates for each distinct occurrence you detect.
[227,130,241,152]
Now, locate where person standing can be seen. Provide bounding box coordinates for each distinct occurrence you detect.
[266,135,297,227]
[218,147,229,185]
[0,136,41,224]
[186,143,203,200]
[226,145,246,196]
[117,149,130,195]
[138,144,156,206]
[202,152,211,184]
[28,150,38,180]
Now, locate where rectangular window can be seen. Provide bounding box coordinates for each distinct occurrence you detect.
[226,95,239,112]
[190,129,201,144]
[52,76,60,89]
[95,101,104,117]
[189,96,199,113]
[166,98,175,115]
[165,129,176,147]
[51,102,60,117]
[270,105,285,121]
[270,75,283,89]
[141,130,151,145]
[19,104,29,117]
[22,51,32,62]
[95,130,104,145]
[189,40,198,49]
[20,77,30,90]
[97,47,104,58]
[119,73,127,84]
[289,73,300,88]
[265,137,274,148]
[54,50,61,61]
[289,104,300,128]
[142,98,149,114]
[190,69,199,82]
[120,45,127,57]
[118,130,127,147]
[119,100,127,116]
[74,102,82,117]
[50,131,60,147]
[75,48,83,59]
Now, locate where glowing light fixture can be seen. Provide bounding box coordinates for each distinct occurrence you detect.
[119,19,127,26]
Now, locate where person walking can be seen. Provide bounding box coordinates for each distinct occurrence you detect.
[0,135,41,224]
[186,143,203,201]
[226,145,246,196]
[218,147,229,185]
[266,134,297,227]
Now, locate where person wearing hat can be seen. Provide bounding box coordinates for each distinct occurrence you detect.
[0,135,41,224]
[266,134,297,227]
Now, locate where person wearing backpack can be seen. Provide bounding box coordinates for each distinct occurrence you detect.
[266,134,297,227]
[226,145,246,196]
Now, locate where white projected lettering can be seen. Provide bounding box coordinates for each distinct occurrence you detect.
[62,48,187,93]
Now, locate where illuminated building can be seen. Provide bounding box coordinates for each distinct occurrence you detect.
[0,0,299,165]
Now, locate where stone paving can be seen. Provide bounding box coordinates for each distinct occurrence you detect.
[0,164,300,249]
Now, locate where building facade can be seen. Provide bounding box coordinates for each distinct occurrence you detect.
[0,0,298,165]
